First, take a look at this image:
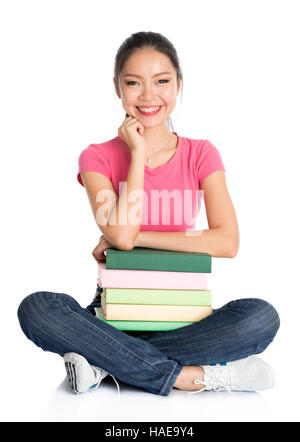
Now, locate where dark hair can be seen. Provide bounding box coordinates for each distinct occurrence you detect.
[113,31,183,132]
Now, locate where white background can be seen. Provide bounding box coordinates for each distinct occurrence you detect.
[1,0,299,422]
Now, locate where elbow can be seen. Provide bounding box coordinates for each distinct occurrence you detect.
[227,247,238,258]
[226,236,239,258]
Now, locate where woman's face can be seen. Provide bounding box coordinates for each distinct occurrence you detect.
[115,48,181,127]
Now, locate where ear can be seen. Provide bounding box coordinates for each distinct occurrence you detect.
[177,75,182,95]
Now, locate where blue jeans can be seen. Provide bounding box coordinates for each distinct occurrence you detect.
[17,289,280,396]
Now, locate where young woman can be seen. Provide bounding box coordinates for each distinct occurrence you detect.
[17,32,280,396]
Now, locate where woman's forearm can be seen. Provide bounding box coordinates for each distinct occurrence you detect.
[134,229,238,258]
[108,150,145,248]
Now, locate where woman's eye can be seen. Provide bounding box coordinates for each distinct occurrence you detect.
[126,79,169,86]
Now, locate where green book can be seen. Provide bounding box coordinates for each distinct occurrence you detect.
[104,288,212,306]
[105,247,211,273]
[94,307,193,331]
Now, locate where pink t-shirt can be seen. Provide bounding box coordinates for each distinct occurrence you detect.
[77,132,225,232]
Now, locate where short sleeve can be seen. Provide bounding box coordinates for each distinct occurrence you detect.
[77,144,112,187]
[196,140,226,187]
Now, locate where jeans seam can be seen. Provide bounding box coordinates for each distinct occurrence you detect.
[55,294,75,313]
[70,309,176,377]
[159,364,178,396]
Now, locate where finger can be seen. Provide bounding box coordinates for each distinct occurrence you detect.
[93,245,105,255]
[124,118,138,126]
[93,256,105,264]
[92,247,103,258]
[124,114,133,121]
[126,119,142,128]
[92,250,105,262]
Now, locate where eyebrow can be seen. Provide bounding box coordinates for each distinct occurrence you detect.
[123,71,172,78]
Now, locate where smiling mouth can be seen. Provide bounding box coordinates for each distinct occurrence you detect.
[136,106,162,115]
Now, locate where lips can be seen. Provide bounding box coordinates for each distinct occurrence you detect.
[136,106,162,116]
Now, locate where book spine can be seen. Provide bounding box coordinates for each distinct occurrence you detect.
[103,304,212,322]
[103,287,212,306]
[97,263,208,289]
[106,248,211,273]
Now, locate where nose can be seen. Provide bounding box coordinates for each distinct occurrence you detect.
[139,83,156,101]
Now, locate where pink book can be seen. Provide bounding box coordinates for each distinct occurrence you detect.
[97,262,207,290]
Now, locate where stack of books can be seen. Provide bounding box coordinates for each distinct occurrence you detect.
[94,247,213,331]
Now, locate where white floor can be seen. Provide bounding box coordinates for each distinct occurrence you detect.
[2,322,299,422]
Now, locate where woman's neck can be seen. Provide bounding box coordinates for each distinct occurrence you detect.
[142,124,174,155]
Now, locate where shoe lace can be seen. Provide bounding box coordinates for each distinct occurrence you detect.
[186,366,233,395]
[90,369,121,395]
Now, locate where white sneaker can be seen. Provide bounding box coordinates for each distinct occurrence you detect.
[63,352,120,394]
[187,355,275,395]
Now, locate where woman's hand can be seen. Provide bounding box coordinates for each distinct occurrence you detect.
[92,235,113,263]
[118,113,146,155]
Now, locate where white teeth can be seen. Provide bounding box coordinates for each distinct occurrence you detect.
[137,106,160,113]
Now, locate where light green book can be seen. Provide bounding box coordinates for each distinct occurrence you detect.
[94,307,193,331]
[103,288,212,306]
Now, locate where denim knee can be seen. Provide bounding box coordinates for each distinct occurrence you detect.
[261,298,280,339]
[249,298,279,339]
[230,297,280,345]
[17,291,62,334]
[18,292,40,331]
